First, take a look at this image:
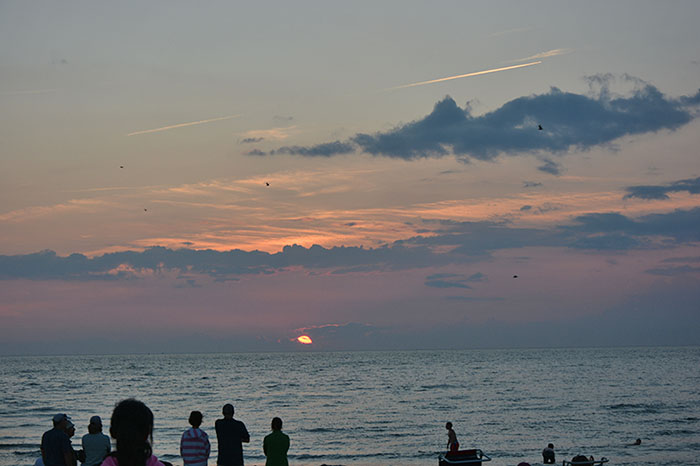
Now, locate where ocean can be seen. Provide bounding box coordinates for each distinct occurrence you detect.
[1,347,698,466]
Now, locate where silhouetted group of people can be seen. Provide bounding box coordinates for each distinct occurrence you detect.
[39,399,289,466]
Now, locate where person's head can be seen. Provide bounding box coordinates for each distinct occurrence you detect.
[188,411,203,428]
[88,416,103,434]
[109,399,154,466]
[53,413,69,430]
[65,421,75,438]
[222,404,234,419]
[634,438,641,445]
[445,422,452,430]
[271,417,283,431]
[548,443,554,449]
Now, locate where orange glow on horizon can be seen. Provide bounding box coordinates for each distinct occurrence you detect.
[297,335,313,344]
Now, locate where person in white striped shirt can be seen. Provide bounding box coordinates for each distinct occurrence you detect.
[180,411,211,466]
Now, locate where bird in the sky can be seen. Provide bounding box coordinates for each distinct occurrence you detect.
[538,124,543,131]
[513,275,518,278]
[120,165,124,168]
[144,208,147,212]
[265,182,270,186]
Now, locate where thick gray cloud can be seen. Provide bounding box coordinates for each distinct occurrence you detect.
[624,176,700,200]
[256,82,700,163]
[271,141,355,157]
[2,208,699,280]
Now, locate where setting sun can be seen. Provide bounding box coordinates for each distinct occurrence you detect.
[297,335,313,344]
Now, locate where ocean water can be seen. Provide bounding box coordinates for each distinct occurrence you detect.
[0,347,698,466]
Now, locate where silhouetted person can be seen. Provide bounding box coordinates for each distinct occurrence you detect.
[542,443,555,464]
[63,421,80,465]
[571,455,593,464]
[263,417,289,466]
[181,411,210,466]
[82,416,110,466]
[41,413,76,466]
[445,422,459,453]
[102,398,170,466]
[215,404,250,466]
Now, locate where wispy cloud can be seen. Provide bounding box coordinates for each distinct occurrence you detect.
[512,48,573,63]
[385,61,541,91]
[241,126,297,141]
[127,114,241,136]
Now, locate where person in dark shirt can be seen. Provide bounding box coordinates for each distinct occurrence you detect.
[263,417,289,466]
[41,413,76,466]
[215,404,250,466]
[542,443,555,464]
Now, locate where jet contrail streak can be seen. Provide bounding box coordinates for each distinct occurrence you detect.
[387,61,542,90]
[127,114,242,136]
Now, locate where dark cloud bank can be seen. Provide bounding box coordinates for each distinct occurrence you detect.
[252,81,700,170]
[2,207,700,281]
[624,176,700,200]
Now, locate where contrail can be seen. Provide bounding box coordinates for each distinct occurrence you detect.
[386,61,541,91]
[127,114,242,136]
[514,48,572,62]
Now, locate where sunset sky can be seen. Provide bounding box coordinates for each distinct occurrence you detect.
[1,0,699,354]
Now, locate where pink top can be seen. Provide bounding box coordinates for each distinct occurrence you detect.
[101,455,165,466]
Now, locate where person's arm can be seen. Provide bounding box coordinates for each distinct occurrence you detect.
[204,433,211,459]
[241,424,250,443]
[263,436,267,456]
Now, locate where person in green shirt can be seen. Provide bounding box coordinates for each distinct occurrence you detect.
[262,417,289,466]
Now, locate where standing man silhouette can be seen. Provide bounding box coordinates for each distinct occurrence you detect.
[215,404,250,466]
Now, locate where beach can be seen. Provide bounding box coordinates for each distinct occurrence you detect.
[1,347,699,466]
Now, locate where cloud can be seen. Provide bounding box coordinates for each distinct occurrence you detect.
[424,272,472,289]
[624,176,700,200]
[3,208,700,281]
[645,265,700,276]
[127,115,241,136]
[246,149,267,156]
[514,48,573,62]
[564,207,700,249]
[537,158,561,175]
[260,81,700,163]
[272,141,355,157]
[240,137,264,144]
[386,61,541,91]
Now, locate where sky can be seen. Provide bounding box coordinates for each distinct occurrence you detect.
[1,0,699,354]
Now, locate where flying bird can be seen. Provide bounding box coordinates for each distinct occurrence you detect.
[513,275,518,278]
[120,165,124,168]
[144,208,147,212]
[265,182,270,186]
[538,125,543,130]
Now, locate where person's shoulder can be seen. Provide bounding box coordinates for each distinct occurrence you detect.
[101,455,119,466]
